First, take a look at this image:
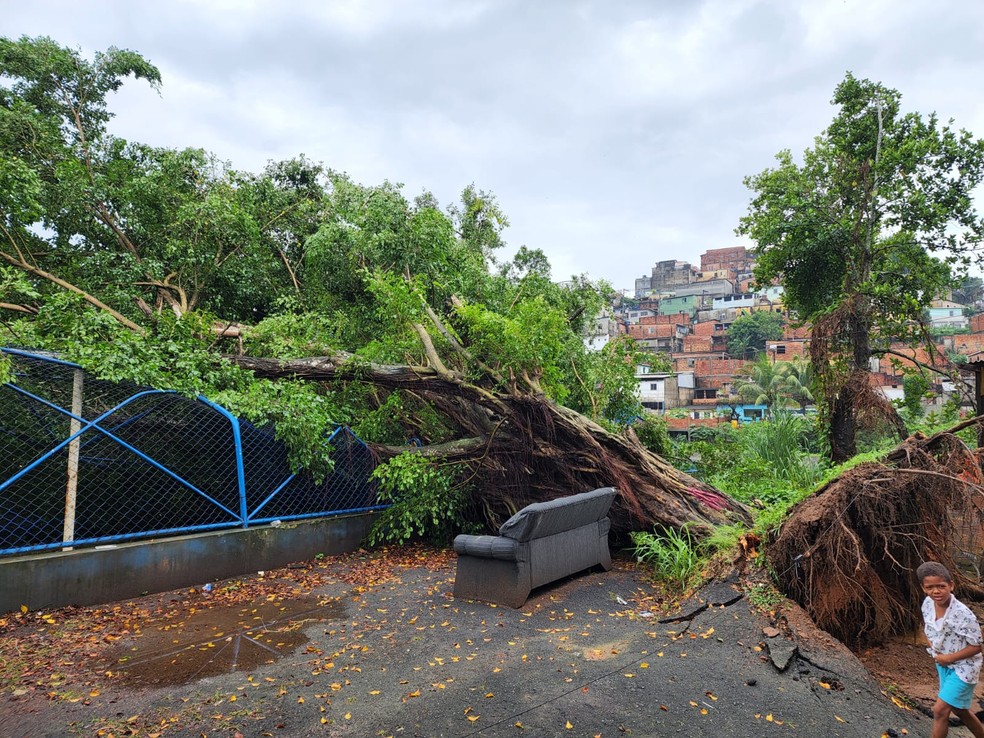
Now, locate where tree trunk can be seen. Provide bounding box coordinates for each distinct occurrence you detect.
[828,389,857,464]
[813,293,907,463]
[827,368,907,464]
[232,354,751,536]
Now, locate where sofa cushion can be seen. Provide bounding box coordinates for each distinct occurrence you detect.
[453,534,521,561]
[498,487,616,542]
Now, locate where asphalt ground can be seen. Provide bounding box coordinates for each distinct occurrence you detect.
[1,553,930,738]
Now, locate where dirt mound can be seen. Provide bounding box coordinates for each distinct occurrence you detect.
[768,420,984,647]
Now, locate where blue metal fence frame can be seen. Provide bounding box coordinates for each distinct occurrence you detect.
[0,348,385,555]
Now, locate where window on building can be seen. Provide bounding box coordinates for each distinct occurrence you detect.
[775,345,786,354]
[649,383,661,391]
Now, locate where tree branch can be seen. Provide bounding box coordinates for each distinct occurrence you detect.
[1,225,146,335]
[569,357,598,419]
[374,436,489,460]
[875,346,969,407]
[230,353,511,413]
[412,322,456,380]
[278,247,301,292]
[0,302,38,314]
[424,296,502,381]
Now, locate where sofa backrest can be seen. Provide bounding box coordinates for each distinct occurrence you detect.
[497,487,617,542]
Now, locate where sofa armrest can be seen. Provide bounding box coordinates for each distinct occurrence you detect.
[453,534,521,561]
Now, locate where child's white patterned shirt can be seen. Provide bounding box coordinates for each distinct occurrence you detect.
[922,594,983,685]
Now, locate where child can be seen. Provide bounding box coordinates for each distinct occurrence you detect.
[917,561,984,738]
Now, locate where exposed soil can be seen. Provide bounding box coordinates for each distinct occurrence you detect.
[746,570,984,719]
[768,426,984,649]
[857,630,946,712]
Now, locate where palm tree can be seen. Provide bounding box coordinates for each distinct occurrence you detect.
[775,356,815,412]
[732,355,817,415]
[731,355,791,413]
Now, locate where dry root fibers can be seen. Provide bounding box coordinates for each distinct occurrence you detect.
[768,418,984,647]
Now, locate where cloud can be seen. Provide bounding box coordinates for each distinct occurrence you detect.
[5,0,984,290]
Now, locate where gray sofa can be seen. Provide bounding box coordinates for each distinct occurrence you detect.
[452,487,616,608]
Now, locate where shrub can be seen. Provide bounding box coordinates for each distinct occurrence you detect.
[633,414,672,456]
[901,373,930,419]
[368,453,470,545]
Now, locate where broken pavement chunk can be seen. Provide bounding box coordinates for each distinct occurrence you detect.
[767,639,797,671]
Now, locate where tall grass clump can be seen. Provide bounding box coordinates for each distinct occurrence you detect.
[630,524,701,590]
[671,413,829,539]
[740,411,824,489]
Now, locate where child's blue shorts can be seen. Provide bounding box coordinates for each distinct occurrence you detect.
[937,664,976,710]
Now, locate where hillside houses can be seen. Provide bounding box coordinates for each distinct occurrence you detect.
[592,246,978,434]
[928,299,969,330]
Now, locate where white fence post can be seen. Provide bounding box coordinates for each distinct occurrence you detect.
[63,368,83,549]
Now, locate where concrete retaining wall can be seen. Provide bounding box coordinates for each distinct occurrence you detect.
[0,513,377,614]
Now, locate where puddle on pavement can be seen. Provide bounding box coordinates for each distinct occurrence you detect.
[107,594,346,688]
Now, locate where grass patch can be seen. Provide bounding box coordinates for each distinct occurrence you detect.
[700,523,747,557]
[630,524,702,591]
[745,581,785,611]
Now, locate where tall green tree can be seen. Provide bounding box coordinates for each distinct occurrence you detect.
[776,356,815,413]
[730,355,815,415]
[0,37,307,327]
[731,354,788,412]
[0,36,162,331]
[726,310,785,358]
[237,156,328,301]
[953,275,983,309]
[738,73,984,461]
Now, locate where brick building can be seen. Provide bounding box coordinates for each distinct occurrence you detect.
[625,247,984,428]
[626,322,689,352]
[701,246,751,274]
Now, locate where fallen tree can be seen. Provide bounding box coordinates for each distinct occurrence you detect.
[0,36,750,543]
[233,352,751,537]
[768,417,984,647]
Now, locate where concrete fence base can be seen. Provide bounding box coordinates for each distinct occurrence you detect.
[0,513,377,614]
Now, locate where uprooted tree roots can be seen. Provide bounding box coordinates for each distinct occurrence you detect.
[232,354,752,537]
[769,417,984,647]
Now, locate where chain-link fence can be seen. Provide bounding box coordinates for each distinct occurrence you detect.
[0,348,382,556]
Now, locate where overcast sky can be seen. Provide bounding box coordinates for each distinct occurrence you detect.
[4,0,984,292]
